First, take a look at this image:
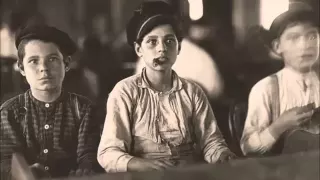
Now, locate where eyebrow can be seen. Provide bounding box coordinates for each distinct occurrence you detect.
[146,34,176,39]
[46,53,60,57]
[27,56,39,60]
[27,53,61,60]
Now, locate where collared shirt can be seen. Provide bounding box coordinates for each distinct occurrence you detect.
[241,67,320,155]
[98,68,231,173]
[0,90,101,179]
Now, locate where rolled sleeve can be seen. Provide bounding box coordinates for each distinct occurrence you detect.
[240,79,277,155]
[97,83,134,173]
[192,85,231,164]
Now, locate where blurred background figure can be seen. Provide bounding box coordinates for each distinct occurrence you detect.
[1,1,45,103]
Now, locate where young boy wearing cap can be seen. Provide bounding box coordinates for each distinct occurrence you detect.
[0,24,101,179]
[97,1,235,173]
[241,9,319,155]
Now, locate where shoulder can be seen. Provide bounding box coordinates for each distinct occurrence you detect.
[0,93,25,112]
[111,74,141,94]
[66,92,93,108]
[250,73,280,98]
[181,78,204,92]
[180,77,207,101]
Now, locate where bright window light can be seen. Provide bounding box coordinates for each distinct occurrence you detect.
[188,0,203,21]
[260,0,289,29]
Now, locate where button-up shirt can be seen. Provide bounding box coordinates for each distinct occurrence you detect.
[98,68,231,173]
[0,90,101,179]
[241,67,320,155]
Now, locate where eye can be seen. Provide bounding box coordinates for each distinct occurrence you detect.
[166,38,176,45]
[288,35,299,41]
[308,33,318,40]
[49,57,59,62]
[146,39,157,45]
[28,59,38,64]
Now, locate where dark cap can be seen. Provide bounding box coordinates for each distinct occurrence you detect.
[15,24,77,56]
[126,0,183,47]
[269,9,319,43]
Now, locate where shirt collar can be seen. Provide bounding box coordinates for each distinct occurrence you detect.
[28,89,66,109]
[283,67,319,89]
[137,67,184,92]
[283,67,319,80]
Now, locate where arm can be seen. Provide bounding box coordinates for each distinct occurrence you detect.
[240,81,279,155]
[192,85,233,164]
[97,84,134,173]
[0,109,23,180]
[76,104,101,172]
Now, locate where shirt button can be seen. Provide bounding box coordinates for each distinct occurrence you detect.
[44,166,49,171]
[44,124,50,129]
[43,149,48,153]
[45,103,50,108]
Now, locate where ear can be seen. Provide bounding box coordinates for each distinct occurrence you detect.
[271,39,282,56]
[177,41,182,55]
[134,42,143,57]
[64,56,72,72]
[18,63,26,76]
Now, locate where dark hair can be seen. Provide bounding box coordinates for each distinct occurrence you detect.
[17,38,67,68]
[126,1,183,47]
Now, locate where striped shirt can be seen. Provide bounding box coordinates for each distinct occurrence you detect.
[98,68,231,173]
[0,90,101,179]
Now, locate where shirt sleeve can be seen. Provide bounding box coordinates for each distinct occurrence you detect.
[0,108,23,180]
[240,79,277,155]
[192,85,232,164]
[97,83,134,173]
[76,103,101,171]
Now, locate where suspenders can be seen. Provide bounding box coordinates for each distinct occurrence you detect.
[267,74,284,155]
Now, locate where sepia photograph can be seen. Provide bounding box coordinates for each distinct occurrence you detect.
[0,0,319,179]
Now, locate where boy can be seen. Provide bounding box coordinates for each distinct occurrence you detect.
[0,24,101,179]
[241,9,319,155]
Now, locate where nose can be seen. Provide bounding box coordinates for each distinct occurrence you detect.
[156,40,167,53]
[38,60,49,72]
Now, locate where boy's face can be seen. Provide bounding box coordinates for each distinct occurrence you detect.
[274,22,319,73]
[135,24,180,72]
[20,40,66,92]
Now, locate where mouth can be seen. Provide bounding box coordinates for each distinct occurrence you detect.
[154,56,168,65]
[301,54,315,58]
[39,77,53,80]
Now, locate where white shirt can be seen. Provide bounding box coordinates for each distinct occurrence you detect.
[241,67,320,155]
[97,69,231,172]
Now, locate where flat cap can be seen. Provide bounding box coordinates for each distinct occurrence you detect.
[126,0,183,47]
[269,9,319,43]
[15,24,77,56]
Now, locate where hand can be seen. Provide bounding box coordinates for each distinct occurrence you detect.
[69,169,95,177]
[218,151,237,163]
[29,163,50,179]
[127,157,176,172]
[277,104,315,130]
[310,106,320,125]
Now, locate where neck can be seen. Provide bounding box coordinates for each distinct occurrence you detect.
[31,88,62,102]
[145,68,173,92]
[285,65,315,76]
